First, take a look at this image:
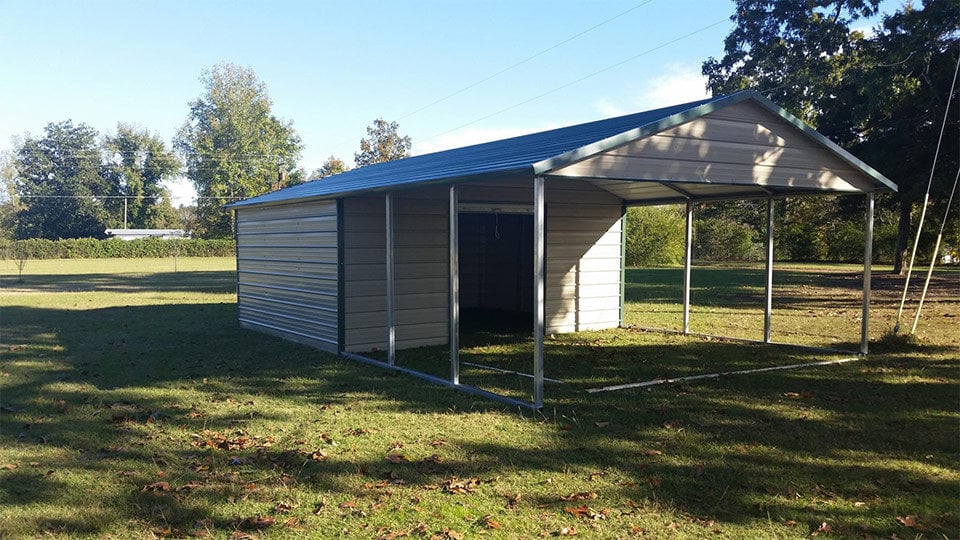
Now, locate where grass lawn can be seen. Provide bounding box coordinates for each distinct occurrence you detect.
[1,257,957,538]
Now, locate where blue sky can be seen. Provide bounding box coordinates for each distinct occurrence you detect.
[0,0,899,205]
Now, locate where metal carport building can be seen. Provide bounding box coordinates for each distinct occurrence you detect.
[227,90,896,409]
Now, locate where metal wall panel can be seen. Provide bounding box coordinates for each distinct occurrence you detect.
[343,187,450,352]
[235,200,340,353]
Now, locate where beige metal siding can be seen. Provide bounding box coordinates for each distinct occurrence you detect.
[342,187,450,352]
[552,101,875,193]
[235,200,339,353]
[545,180,623,333]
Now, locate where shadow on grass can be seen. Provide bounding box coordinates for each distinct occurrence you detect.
[2,299,958,536]
[0,271,236,294]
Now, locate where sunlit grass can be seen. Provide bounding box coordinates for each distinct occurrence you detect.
[0,258,956,538]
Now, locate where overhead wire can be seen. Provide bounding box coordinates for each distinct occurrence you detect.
[395,0,660,122]
[893,49,960,333]
[417,16,731,147]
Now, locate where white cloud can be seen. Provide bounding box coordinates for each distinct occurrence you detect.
[413,124,562,155]
[593,63,710,117]
[162,177,196,208]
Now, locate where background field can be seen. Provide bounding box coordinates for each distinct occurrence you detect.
[1,258,957,538]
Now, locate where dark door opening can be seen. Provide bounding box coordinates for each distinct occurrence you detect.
[458,212,533,339]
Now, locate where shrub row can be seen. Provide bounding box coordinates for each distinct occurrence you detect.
[0,238,235,260]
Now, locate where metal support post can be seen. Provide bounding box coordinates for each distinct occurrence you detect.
[860,193,874,355]
[764,197,775,342]
[449,185,460,384]
[385,193,396,365]
[533,176,546,408]
[682,200,693,334]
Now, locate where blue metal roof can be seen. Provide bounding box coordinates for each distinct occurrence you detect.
[230,91,894,208]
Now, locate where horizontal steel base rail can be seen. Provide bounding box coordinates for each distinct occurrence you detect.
[339,352,537,410]
[586,356,860,393]
[631,325,859,356]
[461,361,564,384]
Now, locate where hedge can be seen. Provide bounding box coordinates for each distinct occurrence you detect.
[0,238,235,260]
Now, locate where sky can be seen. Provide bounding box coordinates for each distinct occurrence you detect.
[0,0,900,206]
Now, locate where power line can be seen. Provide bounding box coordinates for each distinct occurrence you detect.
[395,0,660,122]
[418,16,731,147]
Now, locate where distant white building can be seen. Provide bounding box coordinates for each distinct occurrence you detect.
[105,229,189,240]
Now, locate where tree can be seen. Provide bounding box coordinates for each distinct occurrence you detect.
[13,121,110,239]
[175,63,303,238]
[309,155,349,180]
[102,124,180,229]
[703,0,959,272]
[354,118,411,167]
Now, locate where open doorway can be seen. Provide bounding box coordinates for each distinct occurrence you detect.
[458,211,533,343]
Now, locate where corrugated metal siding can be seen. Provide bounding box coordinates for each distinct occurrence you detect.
[235,200,339,352]
[544,179,623,333]
[558,101,875,194]
[342,187,450,352]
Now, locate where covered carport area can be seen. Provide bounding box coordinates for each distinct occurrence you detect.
[230,90,896,410]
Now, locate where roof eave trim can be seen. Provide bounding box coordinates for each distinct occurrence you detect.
[225,166,536,210]
[532,91,758,176]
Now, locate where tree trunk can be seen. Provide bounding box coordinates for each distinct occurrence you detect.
[893,199,911,275]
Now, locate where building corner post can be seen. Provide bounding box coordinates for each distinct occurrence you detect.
[682,200,693,334]
[449,184,460,384]
[861,192,875,355]
[386,193,396,365]
[533,176,546,409]
[764,197,775,343]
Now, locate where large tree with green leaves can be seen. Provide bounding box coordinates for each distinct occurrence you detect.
[175,63,303,238]
[309,155,349,180]
[13,121,110,239]
[102,124,180,229]
[354,118,411,167]
[703,0,959,271]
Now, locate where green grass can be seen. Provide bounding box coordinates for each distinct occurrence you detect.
[1,258,957,538]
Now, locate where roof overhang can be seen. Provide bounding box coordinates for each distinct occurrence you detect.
[229,90,895,210]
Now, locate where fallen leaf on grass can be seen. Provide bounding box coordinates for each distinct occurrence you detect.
[564,505,607,520]
[176,481,204,492]
[237,516,275,530]
[504,493,522,509]
[811,521,832,536]
[429,439,446,447]
[560,492,598,502]
[140,481,171,492]
[385,453,406,464]
[442,476,484,494]
[338,501,358,509]
[641,449,663,456]
[273,501,297,513]
[2,464,17,470]
[283,517,301,529]
[896,515,927,530]
[783,520,797,526]
[558,526,577,535]
[662,419,683,430]
[479,515,502,529]
[594,421,610,428]
[441,528,463,539]
[310,449,327,461]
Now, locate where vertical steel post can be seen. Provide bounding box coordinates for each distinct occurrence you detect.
[385,193,396,365]
[123,197,128,229]
[860,193,875,355]
[533,176,546,409]
[682,200,693,334]
[449,185,460,384]
[764,197,775,343]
